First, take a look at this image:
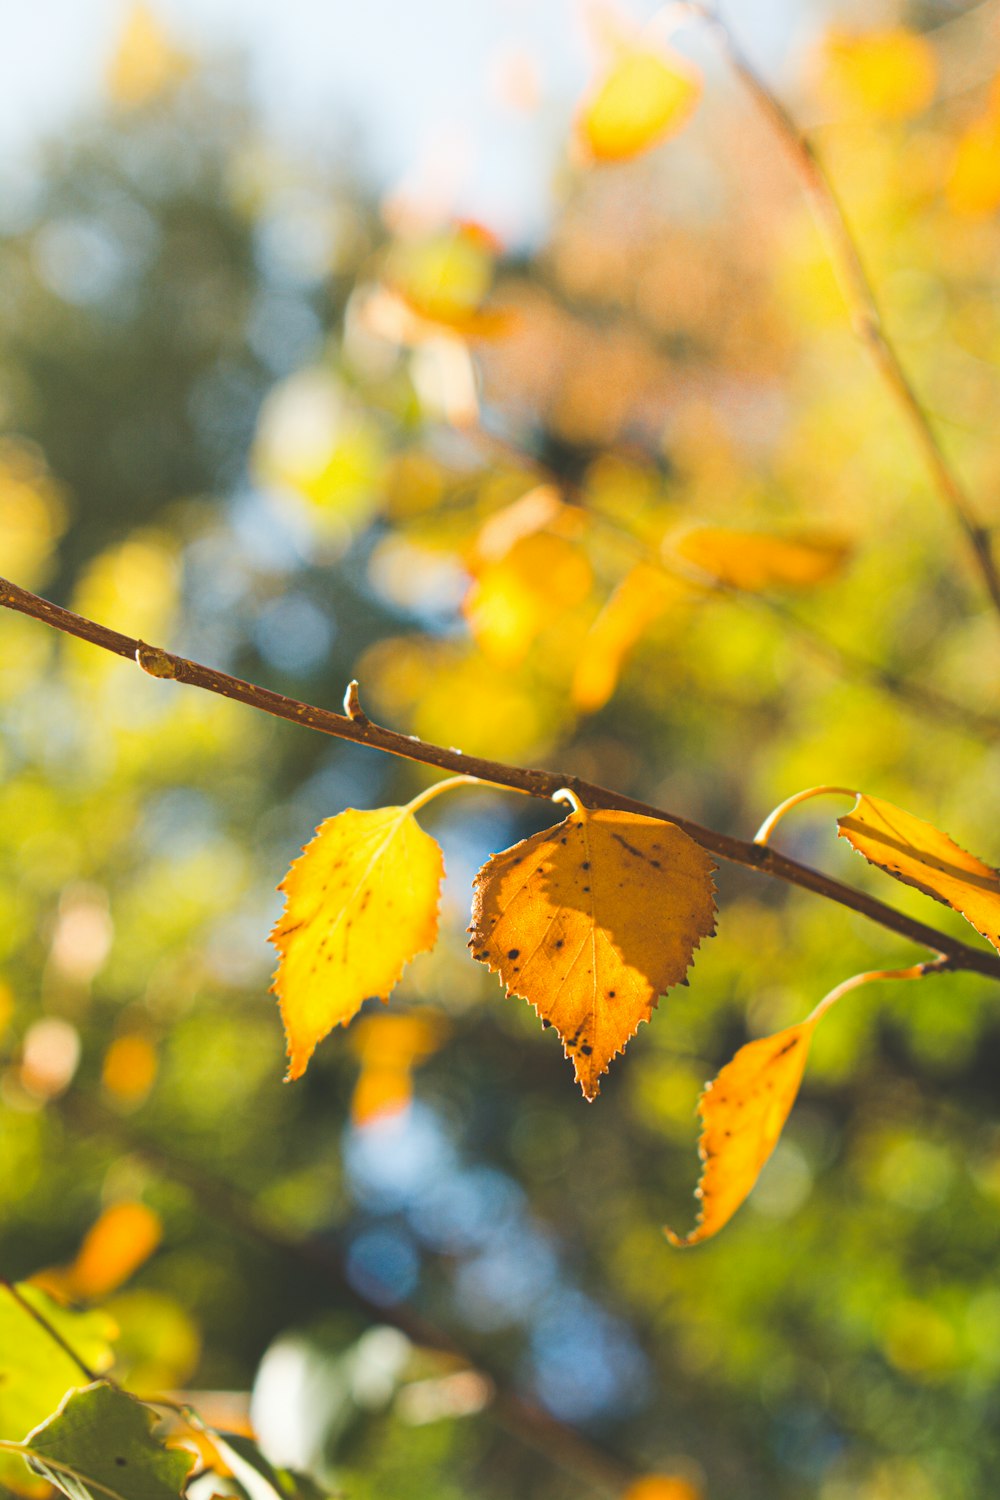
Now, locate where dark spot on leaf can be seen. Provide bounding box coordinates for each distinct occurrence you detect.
[115,1459,127,1468]
[579,1044,593,1056]
[507,949,520,960]
[555,939,564,948]
[650,859,661,869]
[580,861,590,870]
[582,885,590,892]
[775,1037,800,1057]
[608,989,616,998]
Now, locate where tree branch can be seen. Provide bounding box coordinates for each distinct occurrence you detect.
[696,4,1000,620]
[3,574,999,980]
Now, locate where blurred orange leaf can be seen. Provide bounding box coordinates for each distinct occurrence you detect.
[102,1034,158,1106]
[464,532,593,666]
[672,527,852,591]
[470,807,716,1099]
[37,1202,163,1302]
[271,802,445,1079]
[349,1011,448,1125]
[838,795,1000,952]
[577,45,702,163]
[623,1477,703,1500]
[666,1018,817,1247]
[948,105,1000,217]
[572,564,681,713]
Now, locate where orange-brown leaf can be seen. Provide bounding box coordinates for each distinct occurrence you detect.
[270,806,444,1080]
[673,527,851,591]
[666,1018,817,1247]
[470,808,716,1099]
[572,564,681,713]
[837,794,1000,953]
[577,47,701,163]
[35,1202,162,1302]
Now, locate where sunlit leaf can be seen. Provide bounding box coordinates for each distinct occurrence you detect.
[24,1382,194,1500]
[0,1287,115,1496]
[672,528,851,591]
[270,804,445,1080]
[820,27,937,120]
[837,794,1000,952]
[666,1017,817,1247]
[470,808,716,1099]
[577,46,701,163]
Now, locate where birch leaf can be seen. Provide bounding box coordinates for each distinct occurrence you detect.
[470,808,716,1099]
[837,794,1000,952]
[270,805,445,1080]
[666,1017,817,1247]
[24,1383,194,1500]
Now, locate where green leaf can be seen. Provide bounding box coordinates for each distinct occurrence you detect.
[213,1432,333,1500]
[0,1284,116,1494]
[23,1382,194,1500]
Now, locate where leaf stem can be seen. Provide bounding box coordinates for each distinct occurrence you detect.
[405,774,494,817]
[693,2,1000,622]
[2,576,1000,980]
[754,785,857,846]
[806,957,950,1025]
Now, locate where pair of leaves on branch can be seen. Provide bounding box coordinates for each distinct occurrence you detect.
[270,785,717,1100]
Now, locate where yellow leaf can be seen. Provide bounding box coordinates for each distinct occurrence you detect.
[948,111,1000,217]
[470,807,716,1099]
[577,47,701,163]
[36,1202,163,1302]
[837,795,1000,953]
[666,1018,817,1247]
[672,528,851,591]
[107,4,192,108]
[271,803,445,1079]
[572,564,680,713]
[102,1034,158,1105]
[820,27,937,121]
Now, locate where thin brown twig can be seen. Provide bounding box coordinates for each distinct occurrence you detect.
[3,575,1000,980]
[693,2,1000,620]
[0,1276,99,1382]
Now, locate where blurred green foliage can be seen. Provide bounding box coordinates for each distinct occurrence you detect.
[2,6,1000,1500]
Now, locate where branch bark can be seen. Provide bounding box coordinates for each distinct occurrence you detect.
[3,574,999,981]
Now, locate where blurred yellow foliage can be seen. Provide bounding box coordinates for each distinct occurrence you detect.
[37,1201,162,1302]
[572,564,681,712]
[106,4,192,108]
[577,46,701,163]
[253,369,384,529]
[384,224,508,334]
[622,1478,703,1500]
[464,533,593,666]
[820,27,937,121]
[350,1011,448,1125]
[671,528,852,592]
[0,440,67,590]
[948,84,1000,216]
[72,534,178,654]
[102,1033,159,1106]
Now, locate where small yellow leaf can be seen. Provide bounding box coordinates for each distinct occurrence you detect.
[672,528,851,591]
[666,1018,817,1247]
[107,4,192,108]
[470,808,716,1099]
[837,795,1000,953]
[577,47,701,163]
[948,109,1000,217]
[820,27,937,121]
[271,805,445,1079]
[349,1011,448,1126]
[572,564,680,713]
